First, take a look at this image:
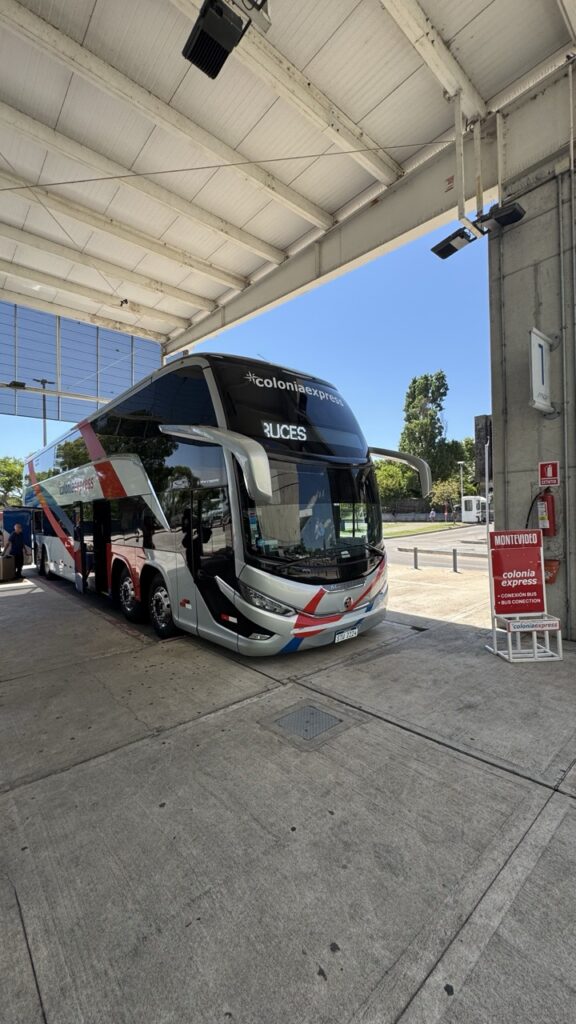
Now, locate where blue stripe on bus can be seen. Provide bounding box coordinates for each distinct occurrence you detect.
[281,637,303,654]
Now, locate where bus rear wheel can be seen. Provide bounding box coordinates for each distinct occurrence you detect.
[118,565,144,622]
[149,574,178,640]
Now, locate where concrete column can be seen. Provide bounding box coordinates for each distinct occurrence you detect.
[489,162,576,637]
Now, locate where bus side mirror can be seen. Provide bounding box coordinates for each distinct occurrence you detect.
[160,424,273,504]
[369,447,432,497]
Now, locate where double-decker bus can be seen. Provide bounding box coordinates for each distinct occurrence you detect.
[24,354,430,656]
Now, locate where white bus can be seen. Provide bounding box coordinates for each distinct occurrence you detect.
[461,495,491,523]
[24,354,429,656]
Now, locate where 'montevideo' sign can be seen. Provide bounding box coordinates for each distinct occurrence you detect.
[489,530,545,615]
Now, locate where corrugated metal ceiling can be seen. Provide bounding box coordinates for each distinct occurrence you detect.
[0,0,572,349]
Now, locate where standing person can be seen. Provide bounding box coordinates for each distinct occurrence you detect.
[428,508,436,522]
[3,522,27,580]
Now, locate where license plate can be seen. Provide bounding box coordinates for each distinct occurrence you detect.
[335,627,358,644]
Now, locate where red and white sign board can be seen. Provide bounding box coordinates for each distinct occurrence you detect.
[489,530,545,616]
[538,461,559,486]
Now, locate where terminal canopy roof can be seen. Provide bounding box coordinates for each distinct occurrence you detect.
[0,0,573,357]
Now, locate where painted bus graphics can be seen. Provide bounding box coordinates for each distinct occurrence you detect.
[24,354,430,656]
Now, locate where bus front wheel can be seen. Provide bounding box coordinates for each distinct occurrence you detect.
[118,565,144,622]
[149,574,178,640]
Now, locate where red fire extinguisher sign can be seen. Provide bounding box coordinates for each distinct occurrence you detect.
[538,461,559,486]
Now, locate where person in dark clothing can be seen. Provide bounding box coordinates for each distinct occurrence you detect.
[4,522,26,579]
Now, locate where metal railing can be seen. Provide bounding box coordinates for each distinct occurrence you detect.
[397,545,488,572]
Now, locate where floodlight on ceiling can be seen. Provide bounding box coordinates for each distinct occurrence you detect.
[431,227,477,260]
[478,201,526,231]
[182,0,259,79]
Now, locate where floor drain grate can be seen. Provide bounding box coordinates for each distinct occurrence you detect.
[274,705,342,740]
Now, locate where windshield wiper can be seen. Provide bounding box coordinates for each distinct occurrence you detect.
[272,543,384,569]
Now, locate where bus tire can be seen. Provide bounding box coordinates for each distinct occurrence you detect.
[117,565,144,623]
[149,574,178,640]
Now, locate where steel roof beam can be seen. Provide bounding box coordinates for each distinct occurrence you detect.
[0,257,189,328]
[164,131,499,354]
[379,0,487,119]
[0,0,333,231]
[0,100,284,265]
[0,380,102,404]
[164,67,572,356]
[0,168,247,292]
[169,0,403,185]
[0,221,215,310]
[0,286,167,342]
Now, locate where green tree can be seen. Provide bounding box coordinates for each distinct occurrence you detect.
[373,460,414,506]
[0,456,24,504]
[398,371,449,481]
[429,476,461,509]
[398,373,477,487]
[461,436,477,491]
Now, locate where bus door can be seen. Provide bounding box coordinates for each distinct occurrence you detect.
[189,487,235,637]
[70,503,87,593]
[92,500,111,593]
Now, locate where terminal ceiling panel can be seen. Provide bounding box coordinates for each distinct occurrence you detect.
[0,0,573,357]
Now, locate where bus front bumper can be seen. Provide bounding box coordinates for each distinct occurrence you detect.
[235,581,388,657]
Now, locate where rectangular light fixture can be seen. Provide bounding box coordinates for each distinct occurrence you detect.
[182,0,249,79]
[479,202,526,231]
[431,227,476,260]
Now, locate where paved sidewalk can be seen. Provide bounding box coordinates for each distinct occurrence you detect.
[1,568,575,1023]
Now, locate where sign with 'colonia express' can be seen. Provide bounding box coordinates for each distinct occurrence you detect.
[489,530,546,615]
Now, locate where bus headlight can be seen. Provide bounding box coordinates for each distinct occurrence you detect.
[238,581,295,616]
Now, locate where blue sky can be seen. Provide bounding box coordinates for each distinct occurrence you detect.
[2,220,489,461]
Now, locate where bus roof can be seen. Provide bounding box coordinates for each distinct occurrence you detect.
[26,352,337,463]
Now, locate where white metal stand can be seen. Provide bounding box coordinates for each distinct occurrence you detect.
[486,613,563,662]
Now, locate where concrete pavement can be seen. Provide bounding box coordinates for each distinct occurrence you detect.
[1,563,575,1023]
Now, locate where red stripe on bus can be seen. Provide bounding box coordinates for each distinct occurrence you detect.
[293,561,386,634]
[95,460,126,499]
[27,461,80,570]
[78,420,107,461]
[79,422,127,499]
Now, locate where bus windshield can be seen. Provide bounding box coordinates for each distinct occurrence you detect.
[240,459,383,582]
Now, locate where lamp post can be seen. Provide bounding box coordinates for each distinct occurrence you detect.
[457,461,465,524]
[33,378,55,447]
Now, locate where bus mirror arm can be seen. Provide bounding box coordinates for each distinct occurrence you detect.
[369,448,432,497]
[160,425,274,504]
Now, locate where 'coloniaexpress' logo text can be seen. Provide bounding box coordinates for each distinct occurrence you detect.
[58,477,95,496]
[245,370,343,405]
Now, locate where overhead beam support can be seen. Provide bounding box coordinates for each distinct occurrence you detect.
[0,100,285,265]
[0,0,333,231]
[0,221,216,310]
[165,131,498,354]
[0,257,189,328]
[379,0,487,119]
[0,380,102,404]
[0,168,247,291]
[454,92,483,237]
[165,68,571,357]
[169,0,403,185]
[0,286,167,342]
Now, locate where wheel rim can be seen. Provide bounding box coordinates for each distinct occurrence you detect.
[120,573,137,612]
[151,585,172,629]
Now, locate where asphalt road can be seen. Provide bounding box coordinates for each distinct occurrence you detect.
[385,523,490,572]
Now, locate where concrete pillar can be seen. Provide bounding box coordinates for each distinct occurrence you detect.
[489,162,576,638]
